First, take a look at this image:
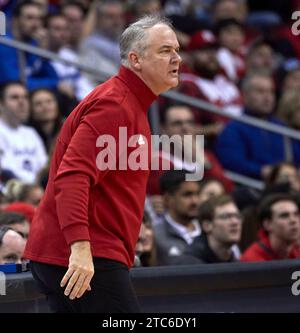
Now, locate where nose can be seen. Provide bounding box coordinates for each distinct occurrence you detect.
[172,50,182,64]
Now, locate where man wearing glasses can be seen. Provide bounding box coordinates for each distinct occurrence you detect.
[177,194,242,264]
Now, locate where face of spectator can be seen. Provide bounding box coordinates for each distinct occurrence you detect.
[166,181,201,224]
[17,4,43,39]
[199,181,225,204]
[0,229,26,264]
[164,106,195,137]
[136,0,161,17]
[193,48,220,78]
[283,69,300,92]
[47,16,70,50]
[134,24,181,95]
[274,165,300,192]
[243,76,275,115]
[31,90,59,123]
[1,84,30,126]
[98,2,125,39]
[265,201,300,244]
[247,45,274,73]
[135,223,154,255]
[62,5,84,45]
[10,220,30,239]
[205,202,242,246]
[213,0,247,23]
[218,25,245,53]
[26,186,44,206]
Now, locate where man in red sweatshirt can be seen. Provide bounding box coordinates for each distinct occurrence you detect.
[241,193,300,262]
[24,15,181,313]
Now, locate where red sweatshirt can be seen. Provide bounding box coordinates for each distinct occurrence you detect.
[241,229,300,262]
[24,66,156,268]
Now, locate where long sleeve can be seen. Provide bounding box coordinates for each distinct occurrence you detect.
[54,120,103,245]
[54,101,127,245]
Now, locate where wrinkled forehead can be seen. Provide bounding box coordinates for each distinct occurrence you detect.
[145,24,179,48]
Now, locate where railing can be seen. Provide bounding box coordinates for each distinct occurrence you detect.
[1,36,299,190]
[0,260,300,312]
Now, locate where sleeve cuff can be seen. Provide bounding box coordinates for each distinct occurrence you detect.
[62,223,90,246]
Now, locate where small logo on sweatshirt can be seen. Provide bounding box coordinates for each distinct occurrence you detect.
[137,134,145,145]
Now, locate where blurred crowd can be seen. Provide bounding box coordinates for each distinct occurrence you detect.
[1,0,300,268]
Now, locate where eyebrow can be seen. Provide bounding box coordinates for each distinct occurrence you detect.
[159,45,180,51]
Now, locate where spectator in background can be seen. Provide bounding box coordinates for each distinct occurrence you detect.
[147,104,232,196]
[216,73,300,180]
[277,89,300,131]
[211,0,248,24]
[245,39,276,76]
[6,181,43,206]
[0,212,30,239]
[179,194,242,264]
[4,201,36,223]
[80,0,125,86]
[17,183,44,206]
[61,1,85,52]
[153,170,201,265]
[215,18,246,83]
[241,193,300,261]
[179,30,243,140]
[0,225,26,264]
[280,66,300,95]
[134,212,157,267]
[264,162,300,195]
[199,178,226,204]
[132,0,162,18]
[0,82,48,183]
[45,13,94,102]
[0,0,58,90]
[29,88,62,151]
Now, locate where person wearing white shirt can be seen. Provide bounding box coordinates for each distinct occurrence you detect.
[0,82,48,184]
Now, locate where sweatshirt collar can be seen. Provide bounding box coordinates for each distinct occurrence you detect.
[117,66,157,111]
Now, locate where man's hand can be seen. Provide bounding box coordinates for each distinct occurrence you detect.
[60,241,94,300]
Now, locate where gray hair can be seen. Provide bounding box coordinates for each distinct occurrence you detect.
[120,15,173,66]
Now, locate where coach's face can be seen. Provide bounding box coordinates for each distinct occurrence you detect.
[135,24,181,95]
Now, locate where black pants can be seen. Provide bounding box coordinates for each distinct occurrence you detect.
[30,258,141,313]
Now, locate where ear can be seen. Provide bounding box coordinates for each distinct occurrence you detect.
[263,219,272,233]
[163,193,171,209]
[202,220,213,234]
[128,51,142,71]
